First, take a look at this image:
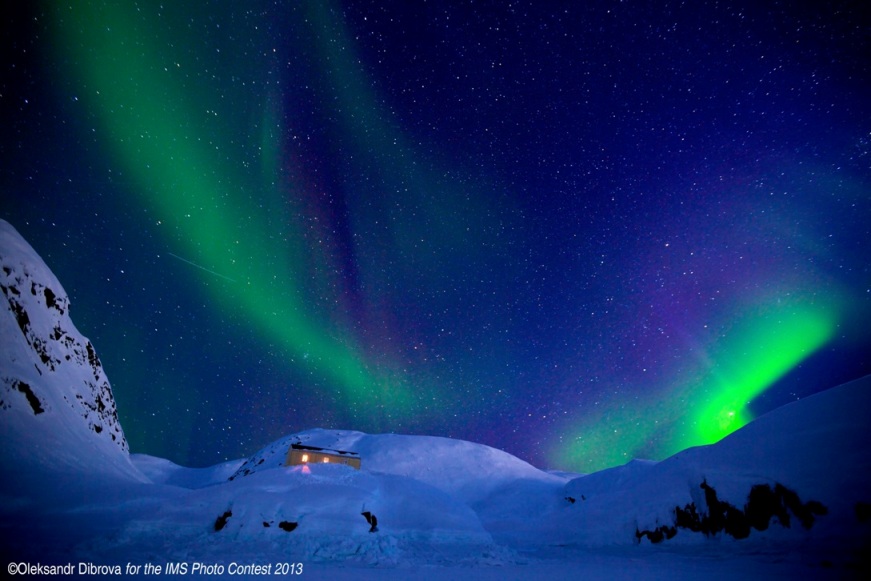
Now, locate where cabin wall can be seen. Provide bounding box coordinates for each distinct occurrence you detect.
[285,448,361,469]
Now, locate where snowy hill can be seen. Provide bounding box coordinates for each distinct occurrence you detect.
[2,218,870,577]
[229,429,566,504]
[0,220,137,487]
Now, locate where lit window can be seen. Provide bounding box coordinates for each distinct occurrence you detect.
[301,454,309,463]
[323,457,330,463]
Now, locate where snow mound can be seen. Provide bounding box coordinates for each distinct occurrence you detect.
[108,460,509,568]
[131,454,244,488]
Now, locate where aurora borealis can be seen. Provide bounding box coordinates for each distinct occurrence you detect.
[3,1,869,473]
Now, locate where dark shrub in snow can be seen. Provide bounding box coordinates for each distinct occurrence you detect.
[214,510,232,532]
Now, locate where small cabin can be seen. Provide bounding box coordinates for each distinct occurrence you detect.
[284,443,361,470]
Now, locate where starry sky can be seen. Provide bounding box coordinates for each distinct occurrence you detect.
[2,1,869,473]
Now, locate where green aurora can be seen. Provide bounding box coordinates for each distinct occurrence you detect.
[47,1,428,420]
[551,295,841,472]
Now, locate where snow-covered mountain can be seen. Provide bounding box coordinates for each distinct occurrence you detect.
[0,220,136,486]
[1,218,869,577]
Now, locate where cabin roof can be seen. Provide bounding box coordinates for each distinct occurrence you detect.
[290,442,360,457]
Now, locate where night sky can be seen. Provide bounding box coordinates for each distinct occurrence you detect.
[2,1,869,473]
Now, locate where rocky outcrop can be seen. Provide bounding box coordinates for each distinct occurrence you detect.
[635,479,827,543]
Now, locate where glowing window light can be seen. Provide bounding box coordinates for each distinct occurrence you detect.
[322,457,330,463]
[301,454,309,462]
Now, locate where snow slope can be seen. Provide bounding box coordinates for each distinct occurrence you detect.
[555,375,871,549]
[2,218,870,577]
